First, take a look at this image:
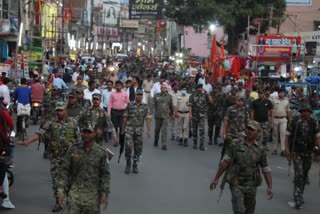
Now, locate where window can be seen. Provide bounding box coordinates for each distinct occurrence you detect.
[313,20,320,31]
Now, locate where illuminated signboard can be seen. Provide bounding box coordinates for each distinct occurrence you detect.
[129,0,164,19]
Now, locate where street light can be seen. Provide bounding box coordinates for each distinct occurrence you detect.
[209,24,216,32]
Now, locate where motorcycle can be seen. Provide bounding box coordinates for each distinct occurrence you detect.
[31,101,42,125]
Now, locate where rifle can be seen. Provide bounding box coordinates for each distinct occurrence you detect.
[288,119,299,177]
[217,173,226,203]
[219,139,227,166]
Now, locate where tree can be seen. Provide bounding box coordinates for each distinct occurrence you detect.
[165,0,286,53]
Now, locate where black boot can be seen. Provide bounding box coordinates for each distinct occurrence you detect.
[184,139,188,147]
[208,137,213,145]
[52,197,62,212]
[125,159,131,174]
[132,161,139,174]
[214,135,218,145]
[178,138,183,145]
[154,140,158,147]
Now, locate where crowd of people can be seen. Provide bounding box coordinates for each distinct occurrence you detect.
[0,55,320,213]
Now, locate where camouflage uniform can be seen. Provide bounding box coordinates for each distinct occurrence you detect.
[224,105,248,147]
[208,91,224,144]
[37,115,79,198]
[66,104,83,122]
[78,107,114,145]
[57,142,110,214]
[189,91,209,149]
[124,101,150,161]
[287,116,319,208]
[224,137,271,214]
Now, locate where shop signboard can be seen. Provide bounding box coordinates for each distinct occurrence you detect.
[129,0,164,19]
[0,63,11,74]
[119,19,139,28]
[102,1,121,26]
[286,0,312,6]
[22,47,43,62]
[256,35,301,58]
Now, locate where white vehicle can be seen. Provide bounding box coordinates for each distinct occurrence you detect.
[114,53,128,60]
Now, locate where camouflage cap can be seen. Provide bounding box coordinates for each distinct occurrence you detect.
[298,105,313,113]
[246,120,261,131]
[196,84,203,89]
[68,90,77,97]
[136,88,143,95]
[92,93,101,99]
[55,102,66,110]
[82,120,95,132]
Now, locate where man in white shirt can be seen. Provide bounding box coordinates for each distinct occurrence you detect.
[0,77,10,105]
[101,80,115,111]
[150,76,171,97]
[203,77,212,93]
[83,80,101,105]
[72,68,80,83]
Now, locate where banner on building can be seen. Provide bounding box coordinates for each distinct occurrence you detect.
[102,1,121,26]
[129,0,164,19]
[22,47,43,62]
[0,63,11,73]
[286,0,312,6]
[255,35,301,58]
[119,19,139,28]
[284,31,320,56]
[95,27,119,36]
[41,3,58,38]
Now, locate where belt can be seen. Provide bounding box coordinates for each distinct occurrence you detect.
[274,116,286,119]
[144,91,150,93]
[178,111,189,113]
[111,108,125,111]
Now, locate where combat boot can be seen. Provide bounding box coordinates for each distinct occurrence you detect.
[154,140,158,147]
[52,198,62,212]
[184,139,188,147]
[193,143,197,149]
[132,161,139,174]
[208,137,213,145]
[200,144,206,151]
[178,138,183,145]
[125,159,131,174]
[214,135,218,145]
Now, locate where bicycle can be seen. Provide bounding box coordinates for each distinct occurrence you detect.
[18,114,29,141]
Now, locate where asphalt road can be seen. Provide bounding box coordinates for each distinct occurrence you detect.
[1,123,320,214]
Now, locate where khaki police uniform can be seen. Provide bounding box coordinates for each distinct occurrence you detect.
[175,93,190,140]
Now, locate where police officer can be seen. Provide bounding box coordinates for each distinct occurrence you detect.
[57,120,110,214]
[20,102,79,212]
[285,105,320,210]
[208,85,224,145]
[210,120,273,214]
[175,84,191,146]
[189,84,212,150]
[78,93,117,145]
[121,89,151,174]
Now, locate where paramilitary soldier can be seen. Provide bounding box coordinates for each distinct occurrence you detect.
[189,84,212,150]
[57,120,110,214]
[40,86,63,159]
[78,93,118,145]
[121,88,152,174]
[210,120,273,214]
[208,85,224,145]
[66,90,82,121]
[20,102,79,212]
[285,105,320,210]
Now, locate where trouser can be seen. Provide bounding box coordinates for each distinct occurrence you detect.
[125,131,143,161]
[192,116,205,145]
[2,173,10,201]
[0,163,6,186]
[230,184,257,214]
[257,121,270,146]
[293,153,312,206]
[272,117,287,152]
[68,203,100,214]
[50,158,63,197]
[154,118,168,146]
[177,113,189,139]
[207,115,222,139]
[144,92,151,105]
[111,108,125,145]
[169,116,178,138]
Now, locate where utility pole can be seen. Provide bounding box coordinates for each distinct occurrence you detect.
[61,0,65,56]
[268,5,274,34]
